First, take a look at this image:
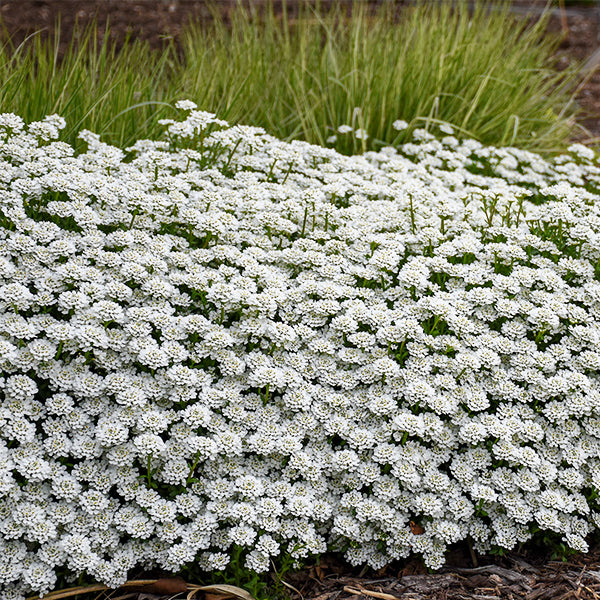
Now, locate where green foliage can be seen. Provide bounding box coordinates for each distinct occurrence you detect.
[526,529,582,563]
[179,0,582,154]
[182,546,299,600]
[0,22,177,151]
[0,0,587,155]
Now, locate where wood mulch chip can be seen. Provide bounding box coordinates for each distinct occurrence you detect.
[78,546,600,600]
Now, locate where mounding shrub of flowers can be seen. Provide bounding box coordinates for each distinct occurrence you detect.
[1,102,600,598]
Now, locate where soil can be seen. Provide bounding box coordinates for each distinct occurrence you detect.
[282,546,600,600]
[50,544,600,600]
[1,1,600,599]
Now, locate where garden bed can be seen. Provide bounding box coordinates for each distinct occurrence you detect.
[289,547,600,600]
[1,3,600,600]
[61,546,600,600]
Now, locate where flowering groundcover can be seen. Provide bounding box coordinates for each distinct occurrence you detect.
[0,103,599,598]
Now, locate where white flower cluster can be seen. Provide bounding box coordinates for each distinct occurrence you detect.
[0,104,600,597]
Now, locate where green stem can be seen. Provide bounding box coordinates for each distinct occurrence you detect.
[301,205,308,237]
[146,454,154,487]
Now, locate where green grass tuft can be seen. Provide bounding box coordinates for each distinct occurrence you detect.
[179,0,582,154]
[0,1,587,154]
[0,21,177,151]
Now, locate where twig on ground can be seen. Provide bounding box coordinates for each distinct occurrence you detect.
[342,586,400,600]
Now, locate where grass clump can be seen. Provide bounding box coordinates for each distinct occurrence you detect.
[179,0,580,154]
[0,0,586,155]
[0,23,176,151]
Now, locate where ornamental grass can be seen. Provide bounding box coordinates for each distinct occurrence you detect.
[0,0,585,154]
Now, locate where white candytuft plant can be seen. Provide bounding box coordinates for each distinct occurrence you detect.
[0,102,599,598]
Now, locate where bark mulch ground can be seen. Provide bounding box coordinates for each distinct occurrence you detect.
[72,545,600,600]
[284,548,600,600]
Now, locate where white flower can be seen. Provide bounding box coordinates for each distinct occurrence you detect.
[392,119,409,131]
[228,525,257,546]
[133,433,166,457]
[567,143,595,162]
[175,100,198,111]
[2,105,600,595]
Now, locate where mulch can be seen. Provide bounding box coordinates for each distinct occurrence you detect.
[4,1,600,599]
[63,546,600,600]
[285,549,600,600]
